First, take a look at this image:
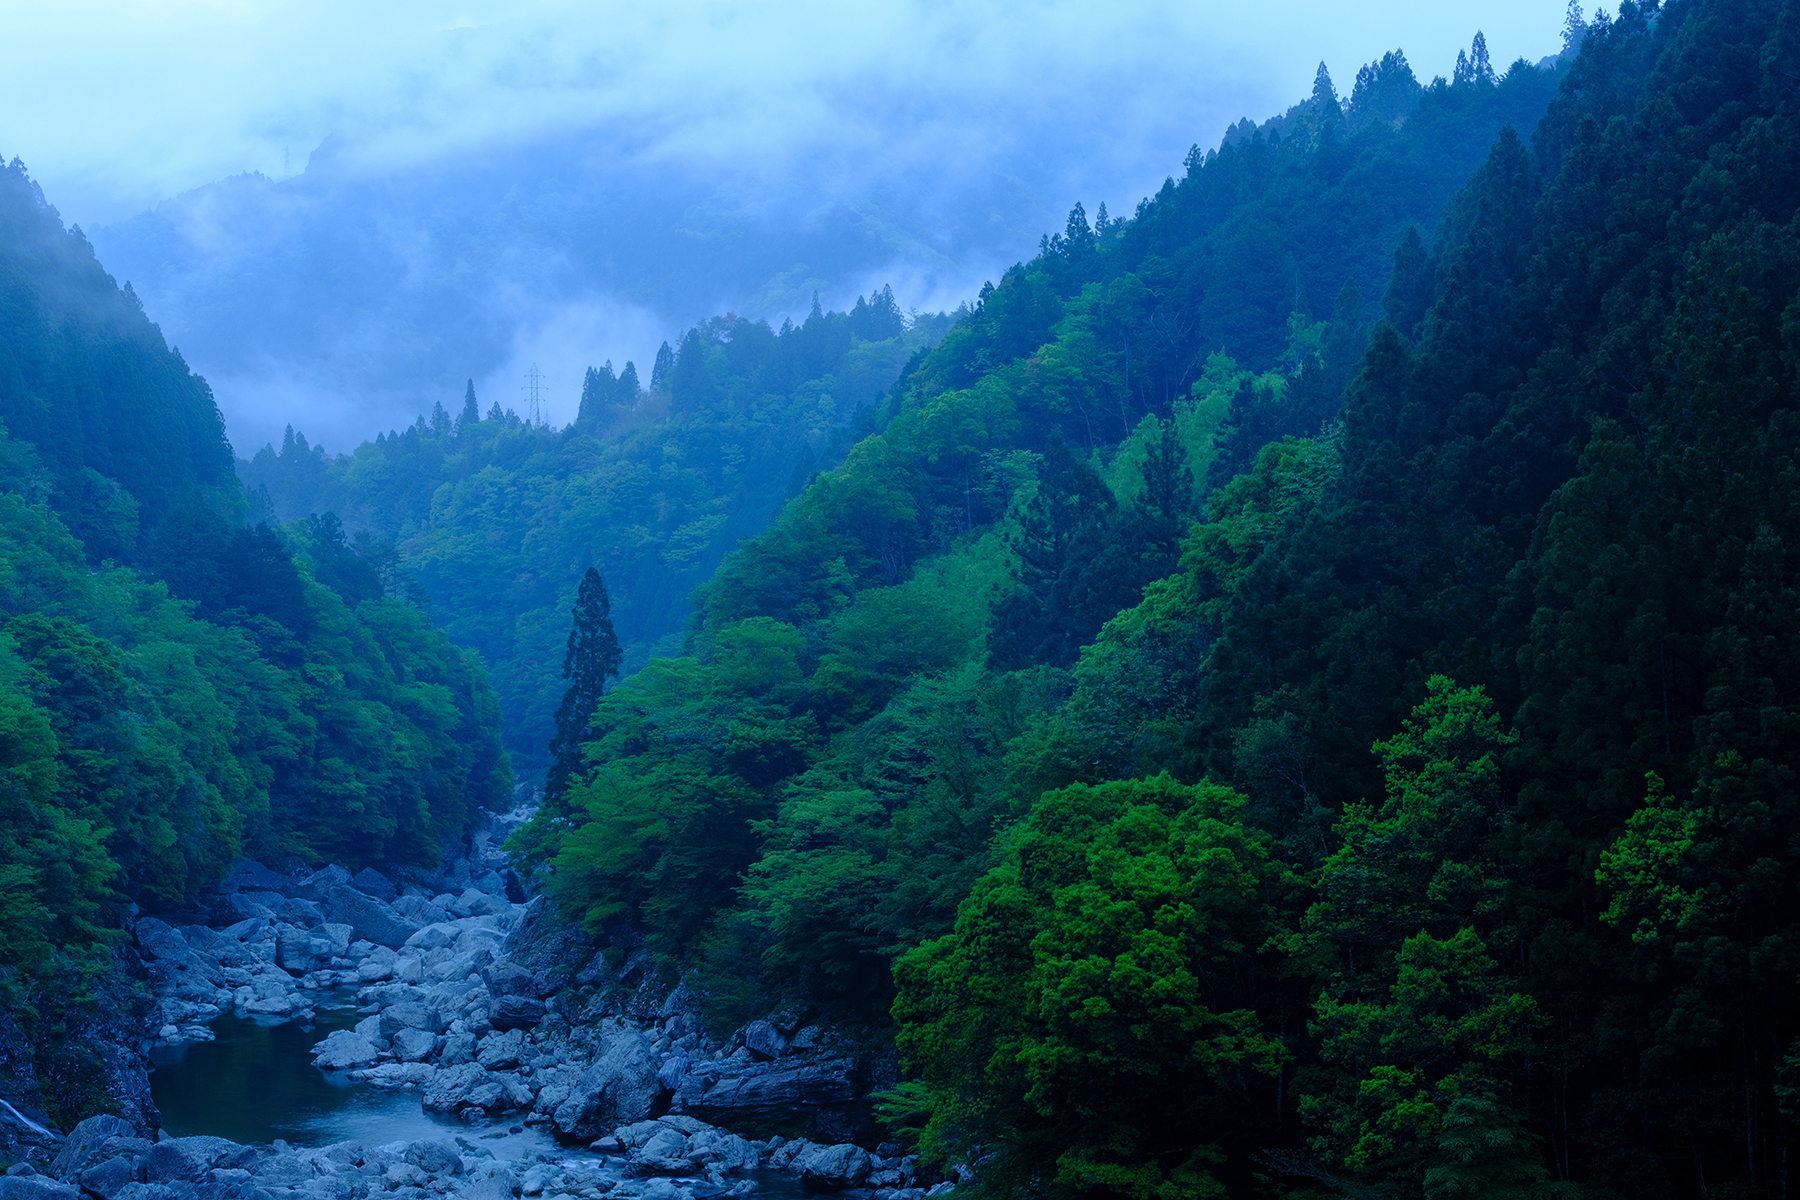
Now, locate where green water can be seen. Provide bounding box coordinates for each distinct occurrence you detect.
[148,997,467,1148]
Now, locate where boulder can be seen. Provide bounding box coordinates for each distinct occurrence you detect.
[272,898,324,928]
[673,1056,860,1123]
[422,1065,532,1118]
[350,869,398,903]
[292,865,353,902]
[324,887,421,949]
[403,925,459,954]
[551,1026,661,1141]
[51,1116,135,1181]
[490,996,544,1032]
[275,928,317,973]
[391,1029,440,1063]
[741,1022,785,1062]
[638,1181,695,1200]
[0,1177,79,1200]
[378,1003,443,1038]
[217,861,288,895]
[142,1138,239,1185]
[657,1051,690,1093]
[440,1033,477,1066]
[457,1176,516,1200]
[708,1136,758,1174]
[320,924,353,959]
[796,1144,873,1190]
[313,1031,382,1071]
[476,1032,523,1072]
[627,1127,692,1176]
[482,965,539,998]
[401,1141,461,1177]
[76,1159,135,1199]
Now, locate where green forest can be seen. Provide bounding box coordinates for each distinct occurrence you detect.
[3,0,1799,1194]
[0,156,509,1117]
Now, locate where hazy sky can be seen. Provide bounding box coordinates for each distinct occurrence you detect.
[2,1,1573,453]
[6,0,1568,229]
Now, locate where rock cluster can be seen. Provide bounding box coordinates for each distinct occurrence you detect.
[0,1116,605,1200]
[112,813,941,1200]
[0,1112,948,1200]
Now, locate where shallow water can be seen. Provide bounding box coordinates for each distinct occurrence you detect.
[148,993,554,1158]
[148,996,827,1196]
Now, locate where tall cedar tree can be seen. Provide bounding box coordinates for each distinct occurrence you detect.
[545,568,622,806]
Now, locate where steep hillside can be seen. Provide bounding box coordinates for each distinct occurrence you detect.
[240,293,952,772]
[518,1,1800,1193]
[0,163,511,1129]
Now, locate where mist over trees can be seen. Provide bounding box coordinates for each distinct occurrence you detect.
[2,1,1797,1196]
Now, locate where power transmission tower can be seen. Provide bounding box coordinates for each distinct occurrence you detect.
[522,363,547,427]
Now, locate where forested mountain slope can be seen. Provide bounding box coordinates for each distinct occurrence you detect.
[516,1,1800,1194]
[0,161,509,1126]
[240,294,952,772]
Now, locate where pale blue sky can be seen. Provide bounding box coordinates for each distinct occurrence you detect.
[5,0,1570,228]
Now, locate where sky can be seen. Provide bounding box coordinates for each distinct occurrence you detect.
[0,0,1574,452]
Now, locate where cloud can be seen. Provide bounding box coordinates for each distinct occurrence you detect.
[17,1,1570,455]
[7,0,1566,227]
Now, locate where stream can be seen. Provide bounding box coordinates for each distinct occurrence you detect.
[148,992,556,1161]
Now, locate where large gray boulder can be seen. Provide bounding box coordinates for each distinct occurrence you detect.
[657,1051,690,1093]
[275,928,317,973]
[51,1116,135,1180]
[552,1026,660,1141]
[672,1056,860,1123]
[76,1158,136,1199]
[796,1144,874,1190]
[324,887,420,949]
[489,996,544,1032]
[402,1141,461,1176]
[626,1127,692,1176]
[741,1021,786,1062]
[217,861,287,895]
[143,1137,241,1184]
[0,1176,79,1200]
[349,869,398,903]
[378,1003,442,1038]
[391,1029,440,1063]
[312,1031,382,1071]
[422,1066,532,1119]
[292,866,352,902]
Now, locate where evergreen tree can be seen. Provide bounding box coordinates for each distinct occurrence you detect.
[617,361,642,405]
[457,379,480,434]
[545,567,622,807]
[578,362,617,426]
[651,341,676,393]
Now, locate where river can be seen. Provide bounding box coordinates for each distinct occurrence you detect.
[148,991,556,1160]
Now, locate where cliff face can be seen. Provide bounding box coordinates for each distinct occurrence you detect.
[0,948,160,1168]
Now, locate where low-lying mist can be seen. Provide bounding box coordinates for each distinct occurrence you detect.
[41,0,1568,455]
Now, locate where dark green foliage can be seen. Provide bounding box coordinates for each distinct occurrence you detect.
[545,567,621,808]
[512,5,1800,1194]
[0,163,513,1099]
[241,298,947,773]
[0,160,235,553]
[895,776,1297,1200]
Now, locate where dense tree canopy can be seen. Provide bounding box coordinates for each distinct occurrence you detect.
[508,2,1800,1193]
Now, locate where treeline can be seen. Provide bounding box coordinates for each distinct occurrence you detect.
[240,286,952,772]
[516,2,1800,1194]
[0,161,509,1123]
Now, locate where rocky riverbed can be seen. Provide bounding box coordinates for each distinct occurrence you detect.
[5,816,949,1200]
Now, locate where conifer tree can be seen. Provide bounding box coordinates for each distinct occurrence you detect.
[545,567,622,808]
[651,342,676,393]
[457,379,480,434]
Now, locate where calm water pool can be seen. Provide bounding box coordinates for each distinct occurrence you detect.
[147,994,554,1157]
